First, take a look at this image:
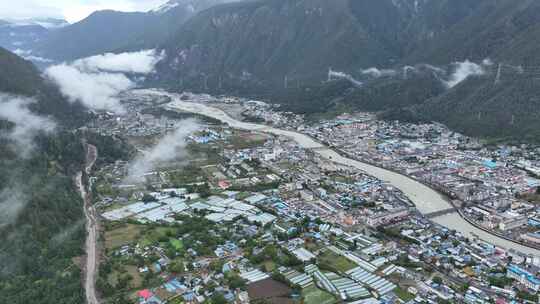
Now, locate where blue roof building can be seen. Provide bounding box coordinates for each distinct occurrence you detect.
[507,264,540,291]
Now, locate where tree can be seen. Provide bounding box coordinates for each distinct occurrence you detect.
[142,193,156,203]
[210,260,225,273]
[432,276,443,285]
[226,274,246,289]
[169,261,185,273]
[210,293,227,304]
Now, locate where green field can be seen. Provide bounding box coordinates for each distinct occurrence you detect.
[170,239,184,251]
[104,224,142,250]
[394,287,414,301]
[318,250,357,273]
[302,286,336,304]
[141,227,177,247]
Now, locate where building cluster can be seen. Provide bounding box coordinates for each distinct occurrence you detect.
[302,114,540,247]
[89,92,540,303]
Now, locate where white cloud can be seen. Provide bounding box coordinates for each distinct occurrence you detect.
[0,93,56,156]
[445,60,485,88]
[328,69,363,87]
[13,50,54,63]
[0,188,27,228]
[126,119,200,182]
[73,50,165,74]
[45,64,133,113]
[45,49,164,113]
[482,58,494,66]
[361,67,397,78]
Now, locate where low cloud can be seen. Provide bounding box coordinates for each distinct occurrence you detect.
[72,50,165,74]
[0,93,56,156]
[51,219,85,245]
[482,58,494,66]
[444,60,486,88]
[45,49,164,113]
[13,49,53,63]
[0,188,26,228]
[328,69,363,87]
[360,64,445,80]
[361,67,398,78]
[45,64,133,113]
[126,119,200,182]
[358,62,487,88]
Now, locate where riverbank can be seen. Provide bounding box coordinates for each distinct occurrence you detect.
[138,89,540,256]
[336,147,540,253]
[78,143,99,304]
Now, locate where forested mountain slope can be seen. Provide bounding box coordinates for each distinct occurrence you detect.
[0,48,87,303]
[152,0,540,140]
[0,47,86,124]
[32,0,236,61]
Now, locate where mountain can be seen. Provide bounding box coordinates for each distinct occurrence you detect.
[0,47,43,95]
[32,10,153,61]
[158,0,395,88]
[152,0,540,140]
[0,47,86,124]
[32,0,235,61]
[0,21,49,53]
[0,47,89,304]
[0,18,69,66]
[155,0,490,89]
[13,0,540,140]
[22,18,69,29]
[404,0,540,66]
[412,73,540,141]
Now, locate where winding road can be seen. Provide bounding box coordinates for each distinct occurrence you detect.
[133,89,540,257]
[76,143,99,304]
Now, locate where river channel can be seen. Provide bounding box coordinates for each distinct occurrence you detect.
[137,89,540,256]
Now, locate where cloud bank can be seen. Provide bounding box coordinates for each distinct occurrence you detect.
[328,69,363,87]
[445,60,486,88]
[13,49,53,63]
[357,60,489,88]
[0,93,56,156]
[126,119,200,182]
[361,67,398,78]
[45,49,164,113]
[45,64,133,113]
[0,188,27,228]
[72,50,164,74]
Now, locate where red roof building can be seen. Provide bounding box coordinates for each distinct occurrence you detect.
[138,289,153,300]
[218,180,231,190]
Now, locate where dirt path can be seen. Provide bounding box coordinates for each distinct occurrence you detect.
[77,143,99,304]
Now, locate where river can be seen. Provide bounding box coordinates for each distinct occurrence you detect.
[77,143,99,304]
[136,89,540,256]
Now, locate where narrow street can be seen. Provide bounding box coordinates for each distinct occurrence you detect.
[76,143,99,304]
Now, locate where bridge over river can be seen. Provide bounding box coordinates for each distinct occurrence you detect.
[134,89,540,257]
[424,208,458,219]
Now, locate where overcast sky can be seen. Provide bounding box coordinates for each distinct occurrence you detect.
[0,0,168,23]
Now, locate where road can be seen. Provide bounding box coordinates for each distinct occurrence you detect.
[76,143,99,304]
[136,89,540,257]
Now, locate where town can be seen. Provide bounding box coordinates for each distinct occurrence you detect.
[86,90,540,304]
